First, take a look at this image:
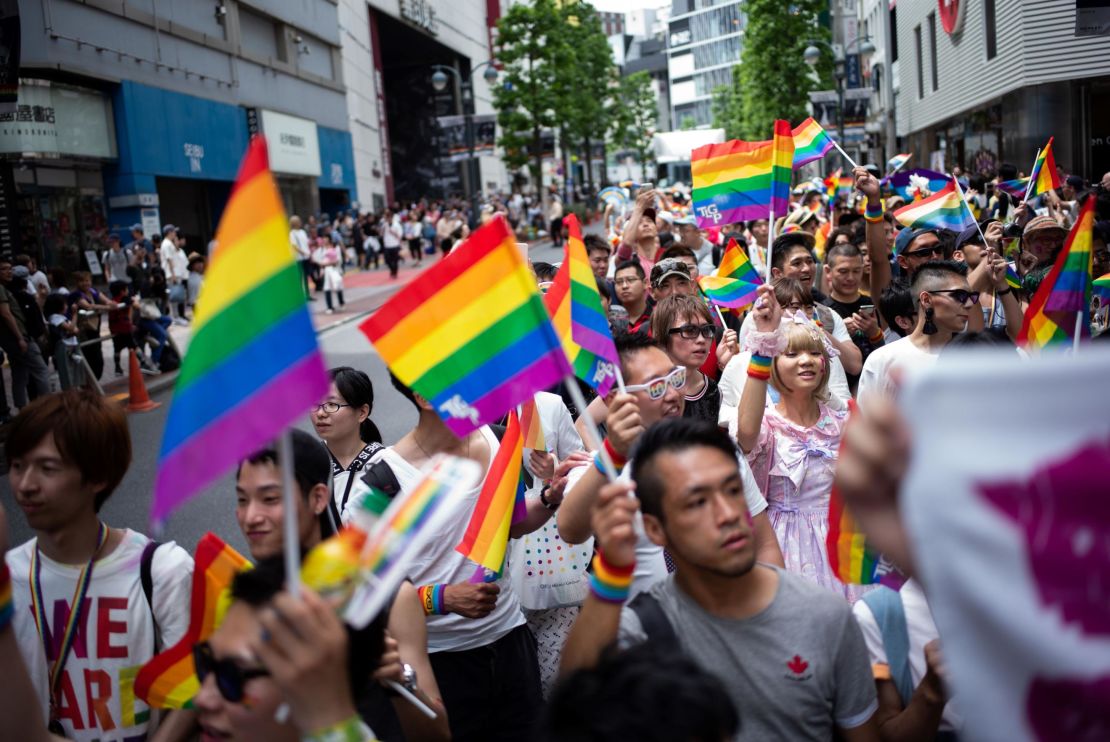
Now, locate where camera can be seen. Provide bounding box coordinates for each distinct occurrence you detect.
[1002,222,1024,239]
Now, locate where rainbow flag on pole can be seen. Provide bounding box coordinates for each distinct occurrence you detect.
[1094,273,1110,300]
[519,396,546,451]
[697,275,762,309]
[136,535,251,708]
[1027,137,1061,198]
[691,138,776,229]
[824,168,842,199]
[361,216,571,437]
[996,177,1030,201]
[892,177,976,232]
[1019,197,1095,349]
[886,153,911,173]
[717,238,762,284]
[456,410,526,575]
[770,119,795,220]
[791,117,835,169]
[153,138,329,526]
[544,214,620,396]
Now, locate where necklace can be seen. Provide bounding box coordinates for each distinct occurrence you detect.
[413,430,471,461]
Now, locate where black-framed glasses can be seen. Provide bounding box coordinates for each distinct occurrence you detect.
[625,367,686,400]
[905,245,945,259]
[927,289,980,306]
[313,402,351,415]
[668,323,717,340]
[193,641,270,703]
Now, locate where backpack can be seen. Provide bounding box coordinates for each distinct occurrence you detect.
[627,590,681,650]
[13,285,46,339]
[860,587,915,706]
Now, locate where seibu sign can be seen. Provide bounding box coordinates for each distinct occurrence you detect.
[938,0,966,36]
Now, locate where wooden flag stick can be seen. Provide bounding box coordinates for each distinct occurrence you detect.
[279,429,302,597]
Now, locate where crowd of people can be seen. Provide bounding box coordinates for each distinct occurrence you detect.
[1,157,1108,742]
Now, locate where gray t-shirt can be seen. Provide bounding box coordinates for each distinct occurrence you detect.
[618,566,878,741]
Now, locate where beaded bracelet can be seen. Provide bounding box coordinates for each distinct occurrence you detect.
[864,201,884,223]
[748,354,772,381]
[0,561,12,633]
[304,714,376,742]
[417,584,446,616]
[589,551,634,604]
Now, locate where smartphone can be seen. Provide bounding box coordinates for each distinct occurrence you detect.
[859,304,875,316]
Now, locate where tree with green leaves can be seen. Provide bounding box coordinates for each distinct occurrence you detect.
[714,0,831,140]
[608,71,657,183]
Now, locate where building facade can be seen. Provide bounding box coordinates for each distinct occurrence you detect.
[666,0,744,130]
[893,0,1110,180]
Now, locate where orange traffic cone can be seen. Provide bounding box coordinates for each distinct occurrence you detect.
[127,350,161,412]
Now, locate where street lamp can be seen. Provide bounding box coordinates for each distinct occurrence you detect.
[430,61,499,224]
[803,36,875,154]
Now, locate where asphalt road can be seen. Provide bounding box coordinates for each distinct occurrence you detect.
[1,238,568,553]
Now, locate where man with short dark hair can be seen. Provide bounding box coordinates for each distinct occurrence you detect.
[614,260,651,335]
[673,215,715,274]
[894,228,945,279]
[561,419,879,741]
[583,234,611,283]
[649,258,692,303]
[823,242,883,391]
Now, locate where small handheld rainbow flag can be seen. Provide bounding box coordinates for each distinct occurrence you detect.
[456,410,526,576]
[886,153,911,173]
[544,214,620,396]
[892,177,976,232]
[519,396,546,451]
[824,168,842,200]
[136,534,251,708]
[697,275,762,309]
[791,117,835,169]
[1019,197,1095,349]
[1027,137,1061,198]
[1005,264,1022,291]
[1094,273,1110,300]
[692,137,777,229]
[770,120,795,220]
[153,138,329,526]
[996,178,1030,201]
[717,238,762,284]
[361,216,571,437]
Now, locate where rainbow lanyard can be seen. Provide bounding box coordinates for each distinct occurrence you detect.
[28,522,108,714]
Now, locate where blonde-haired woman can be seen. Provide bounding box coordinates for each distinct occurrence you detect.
[736,282,867,601]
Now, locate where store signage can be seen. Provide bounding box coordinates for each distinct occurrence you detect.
[0,83,115,158]
[184,142,205,173]
[938,0,966,36]
[1076,0,1110,37]
[258,109,321,177]
[399,0,438,36]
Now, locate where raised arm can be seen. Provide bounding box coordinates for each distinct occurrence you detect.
[736,285,782,454]
[855,167,892,304]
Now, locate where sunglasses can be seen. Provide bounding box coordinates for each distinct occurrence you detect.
[905,245,945,259]
[193,641,270,703]
[625,367,686,400]
[668,323,717,340]
[927,289,980,306]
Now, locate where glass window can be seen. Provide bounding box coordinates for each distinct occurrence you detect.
[927,13,938,92]
[691,36,741,69]
[984,0,998,60]
[914,25,923,99]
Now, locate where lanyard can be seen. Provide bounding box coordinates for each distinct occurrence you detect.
[330,443,381,513]
[29,522,108,712]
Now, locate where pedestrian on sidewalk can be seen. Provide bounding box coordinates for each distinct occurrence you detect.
[68,271,117,383]
[160,225,189,325]
[313,231,346,314]
[289,215,315,301]
[405,210,424,264]
[0,260,50,414]
[43,294,82,390]
[382,209,404,279]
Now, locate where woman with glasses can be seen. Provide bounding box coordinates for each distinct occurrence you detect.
[735,284,868,602]
[651,295,722,426]
[311,367,385,526]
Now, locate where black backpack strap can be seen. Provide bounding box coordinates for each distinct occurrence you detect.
[140,540,162,652]
[361,458,403,499]
[628,591,680,650]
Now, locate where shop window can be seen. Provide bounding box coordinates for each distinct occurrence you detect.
[239,6,283,61]
[890,6,899,62]
[914,25,923,99]
[927,13,938,92]
[984,0,998,60]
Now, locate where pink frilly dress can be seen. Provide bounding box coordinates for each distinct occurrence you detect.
[746,402,871,603]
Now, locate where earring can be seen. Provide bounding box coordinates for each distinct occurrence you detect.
[922,306,937,335]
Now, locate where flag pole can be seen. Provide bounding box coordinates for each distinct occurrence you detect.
[886,152,912,179]
[951,174,988,246]
[766,207,776,283]
[831,140,860,170]
[614,366,628,395]
[279,429,303,597]
[713,302,728,328]
[563,375,619,481]
[1023,148,1041,203]
[1074,311,1083,353]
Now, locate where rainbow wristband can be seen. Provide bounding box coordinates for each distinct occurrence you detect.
[864,201,884,223]
[0,562,11,633]
[589,552,634,604]
[418,584,447,616]
[602,438,628,469]
[748,354,772,381]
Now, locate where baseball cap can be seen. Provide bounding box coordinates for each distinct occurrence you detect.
[129,223,144,233]
[673,214,698,227]
[650,258,691,287]
[162,224,177,235]
[642,206,657,222]
[656,210,674,224]
[954,222,990,251]
[12,266,29,279]
[1065,175,1085,190]
[894,227,939,256]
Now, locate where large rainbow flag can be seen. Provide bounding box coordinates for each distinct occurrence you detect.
[892,177,976,232]
[456,410,526,576]
[136,534,251,708]
[791,117,835,169]
[886,168,949,200]
[1027,136,1061,198]
[1018,197,1094,349]
[770,120,795,219]
[544,214,620,396]
[153,138,329,526]
[360,216,571,437]
[692,137,776,229]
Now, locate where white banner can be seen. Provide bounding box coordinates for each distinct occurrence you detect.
[259,109,321,177]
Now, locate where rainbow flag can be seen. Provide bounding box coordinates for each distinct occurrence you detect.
[892,177,976,232]
[996,178,1030,200]
[1018,197,1095,349]
[718,238,762,284]
[456,410,526,575]
[824,168,842,199]
[826,402,906,589]
[361,216,571,437]
[136,534,251,708]
[1094,273,1110,300]
[814,220,832,262]
[1005,264,1022,291]
[791,117,835,168]
[886,153,911,172]
[153,138,329,526]
[544,214,620,396]
[770,120,795,220]
[697,275,762,308]
[692,137,776,229]
[1027,137,1061,198]
[519,396,546,451]
[886,168,949,200]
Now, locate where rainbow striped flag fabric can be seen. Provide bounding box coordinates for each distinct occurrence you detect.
[770,120,795,220]
[456,410,526,576]
[1094,272,1110,300]
[544,214,620,396]
[1019,197,1095,348]
[153,138,329,526]
[697,275,762,309]
[996,178,1030,201]
[824,168,842,199]
[886,168,949,200]
[886,153,911,172]
[892,177,976,232]
[519,396,546,451]
[136,534,251,708]
[1005,264,1022,291]
[718,238,762,284]
[1027,137,1061,198]
[791,117,835,169]
[361,216,571,437]
[691,137,776,229]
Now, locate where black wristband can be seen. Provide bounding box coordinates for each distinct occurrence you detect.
[996,287,1012,296]
[539,485,560,511]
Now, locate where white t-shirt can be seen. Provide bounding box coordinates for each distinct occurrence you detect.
[852,580,962,732]
[564,448,768,597]
[160,239,187,282]
[30,270,51,295]
[49,314,79,346]
[856,336,939,410]
[376,426,526,652]
[737,311,852,404]
[290,228,311,261]
[382,217,403,248]
[6,530,194,741]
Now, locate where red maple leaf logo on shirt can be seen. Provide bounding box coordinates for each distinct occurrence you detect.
[787,655,809,675]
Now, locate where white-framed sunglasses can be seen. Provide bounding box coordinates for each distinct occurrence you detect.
[625,367,686,400]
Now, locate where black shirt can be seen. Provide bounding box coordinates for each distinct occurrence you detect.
[822,294,881,392]
[682,374,721,427]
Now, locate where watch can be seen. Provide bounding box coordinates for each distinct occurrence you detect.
[539,485,560,511]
